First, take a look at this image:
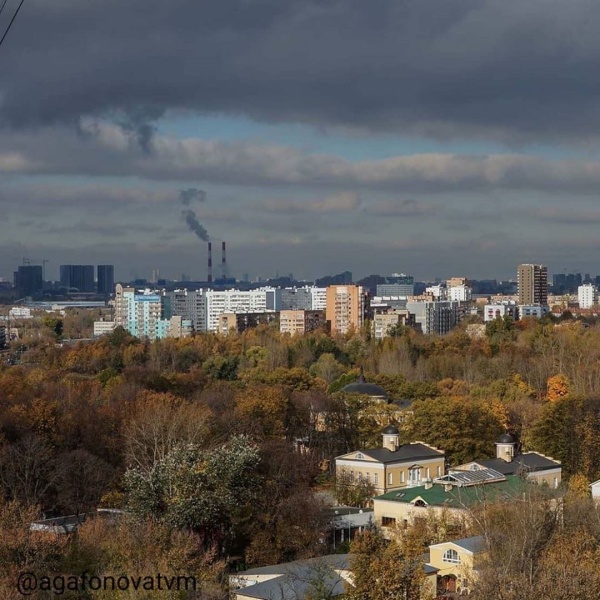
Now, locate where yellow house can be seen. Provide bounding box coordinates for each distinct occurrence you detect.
[455,433,562,488]
[425,536,485,596]
[373,469,530,530]
[335,425,446,495]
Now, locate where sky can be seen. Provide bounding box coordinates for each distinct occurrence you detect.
[3,0,600,282]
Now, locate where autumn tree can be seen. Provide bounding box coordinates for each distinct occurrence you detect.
[349,528,428,600]
[124,435,260,551]
[405,397,504,465]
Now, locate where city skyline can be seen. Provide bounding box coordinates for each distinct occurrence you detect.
[3,2,600,279]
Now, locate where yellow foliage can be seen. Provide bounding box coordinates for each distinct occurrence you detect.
[546,374,570,402]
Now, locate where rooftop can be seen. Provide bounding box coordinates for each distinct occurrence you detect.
[374,476,531,509]
[342,442,444,465]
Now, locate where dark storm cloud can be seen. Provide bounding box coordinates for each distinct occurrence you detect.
[2,0,600,142]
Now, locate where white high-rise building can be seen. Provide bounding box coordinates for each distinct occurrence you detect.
[578,284,597,309]
[205,287,281,332]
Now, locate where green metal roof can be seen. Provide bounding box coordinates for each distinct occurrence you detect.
[374,476,531,509]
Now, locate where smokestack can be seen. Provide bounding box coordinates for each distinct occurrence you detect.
[221,241,226,281]
[207,242,213,283]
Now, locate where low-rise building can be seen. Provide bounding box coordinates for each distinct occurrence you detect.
[335,426,445,496]
[484,301,518,322]
[230,554,352,600]
[456,433,561,488]
[93,320,116,337]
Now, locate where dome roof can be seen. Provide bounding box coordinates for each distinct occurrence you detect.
[382,424,400,435]
[341,382,388,398]
[497,433,516,444]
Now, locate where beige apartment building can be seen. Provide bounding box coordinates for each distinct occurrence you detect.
[279,309,326,335]
[518,263,548,305]
[326,285,366,335]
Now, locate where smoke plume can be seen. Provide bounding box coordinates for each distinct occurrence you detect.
[179,188,209,240]
[179,188,207,205]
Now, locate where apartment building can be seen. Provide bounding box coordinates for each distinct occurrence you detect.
[326,285,366,335]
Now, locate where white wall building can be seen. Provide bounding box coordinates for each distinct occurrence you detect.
[484,302,519,322]
[425,285,447,300]
[519,305,549,319]
[93,321,116,337]
[205,287,281,332]
[448,284,472,302]
[578,284,597,309]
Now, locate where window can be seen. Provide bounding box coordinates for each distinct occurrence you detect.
[426,467,430,479]
[382,516,396,527]
[437,466,442,477]
[356,452,364,459]
[366,473,370,482]
[388,472,393,485]
[350,471,354,483]
[443,549,460,564]
[374,473,378,485]
[400,471,405,483]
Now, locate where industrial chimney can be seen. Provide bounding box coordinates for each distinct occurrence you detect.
[207,241,213,283]
[221,241,226,281]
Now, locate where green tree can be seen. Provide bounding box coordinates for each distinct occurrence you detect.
[124,435,260,550]
[348,528,426,600]
[405,397,504,465]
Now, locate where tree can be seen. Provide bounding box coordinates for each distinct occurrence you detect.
[546,374,570,402]
[348,528,427,600]
[334,476,375,509]
[405,398,504,465]
[0,434,57,507]
[123,392,211,475]
[124,435,260,551]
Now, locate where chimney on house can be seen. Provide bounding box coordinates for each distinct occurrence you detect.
[221,241,226,281]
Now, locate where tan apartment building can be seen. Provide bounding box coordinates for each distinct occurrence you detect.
[335,426,446,496]
[518,263,548,305]
[326,284,366,335]
[279,309,326,335]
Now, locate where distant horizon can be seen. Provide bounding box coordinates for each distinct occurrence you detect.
[3,2,600,290]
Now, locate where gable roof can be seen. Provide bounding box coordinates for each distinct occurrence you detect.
[234,555,350,600]
[338,443,443,464]
[430,535,485,554]
[476,452,560,475]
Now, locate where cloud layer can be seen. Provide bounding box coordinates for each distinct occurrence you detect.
[1,0,600,142]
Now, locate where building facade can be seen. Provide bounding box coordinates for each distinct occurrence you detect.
[578,283,597,309]
[13,265,43,297]
[114,284,191,340]
[326,285,366,335]
[280,309,326,335]
[205,288,281,332]
[517,264,548,306]
[406,300,460,335]
[96,265,115,295]
[60,265,95,293]
[335,426,446,496]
